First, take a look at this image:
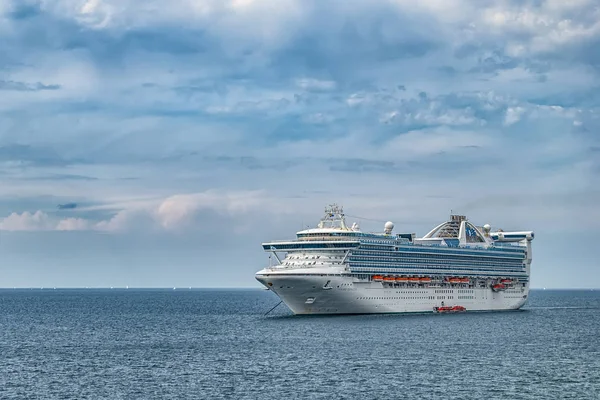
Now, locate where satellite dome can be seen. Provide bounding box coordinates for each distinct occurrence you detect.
[483,224,491,232]
[384,221,394,233]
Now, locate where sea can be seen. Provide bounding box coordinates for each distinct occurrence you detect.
[0,289,598,399]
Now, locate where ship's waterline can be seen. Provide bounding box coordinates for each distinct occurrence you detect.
[256,204,533,315]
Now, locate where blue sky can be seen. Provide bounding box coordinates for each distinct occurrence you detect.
[0,0,599,288]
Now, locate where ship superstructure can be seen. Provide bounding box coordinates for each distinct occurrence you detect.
[255,204,534,315]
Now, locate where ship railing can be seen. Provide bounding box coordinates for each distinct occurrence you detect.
[265,237,525,250]
[267,237,361,243]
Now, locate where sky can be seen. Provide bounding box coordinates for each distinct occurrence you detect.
[0,0,599,288]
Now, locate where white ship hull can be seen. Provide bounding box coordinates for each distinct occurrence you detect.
[256,272,529,315]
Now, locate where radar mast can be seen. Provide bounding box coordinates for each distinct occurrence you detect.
[317,203,348,230]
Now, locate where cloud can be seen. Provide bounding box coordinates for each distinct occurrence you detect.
[480,1,600,56]
[94,208,156,232]
[0,210,53,231]
[504,106,526,126]
[0,208,145,232]
[55,217,90,231]
[0,190,281,233]
[0,211,93,231]
[0,80,61,91]
[4,169,600,235]
[295,78,336,91]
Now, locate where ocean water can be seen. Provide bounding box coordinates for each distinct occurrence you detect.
[0,289,599,399]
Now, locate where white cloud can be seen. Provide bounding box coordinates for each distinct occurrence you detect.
[346,93,368,107]
[295,78,336,91]
[17,0,598,66]
[94,208,154,232]
[154,190,273,230]
[1,212,97,231]
[0,190,280,233]
[382,108,480,127]
[78,0,114,28]
[504,106,526,126]
[155,194,205,230]
[0,210,53,231]
[56,217,91,231]
[383,127,492,157]
[39,0,308,53]
[479,1,600,54]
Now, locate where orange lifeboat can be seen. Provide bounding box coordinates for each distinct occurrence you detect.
[500,279,512,284]
[492,283,506,291]
[459,278,470,283]
[395,276,408,282]
[372,275,383,282]
[409,276,420,282]
[448,277,461,284]
[383,276,396,282]
[420,277,432,283]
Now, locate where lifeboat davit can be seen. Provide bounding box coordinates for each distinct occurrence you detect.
[434,305,466,313]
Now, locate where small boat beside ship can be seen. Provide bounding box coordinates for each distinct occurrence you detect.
[433,305,467,313]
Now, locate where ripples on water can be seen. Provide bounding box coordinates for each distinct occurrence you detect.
[0,289,599,399]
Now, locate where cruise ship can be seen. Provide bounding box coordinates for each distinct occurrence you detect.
[255,204,534,315]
